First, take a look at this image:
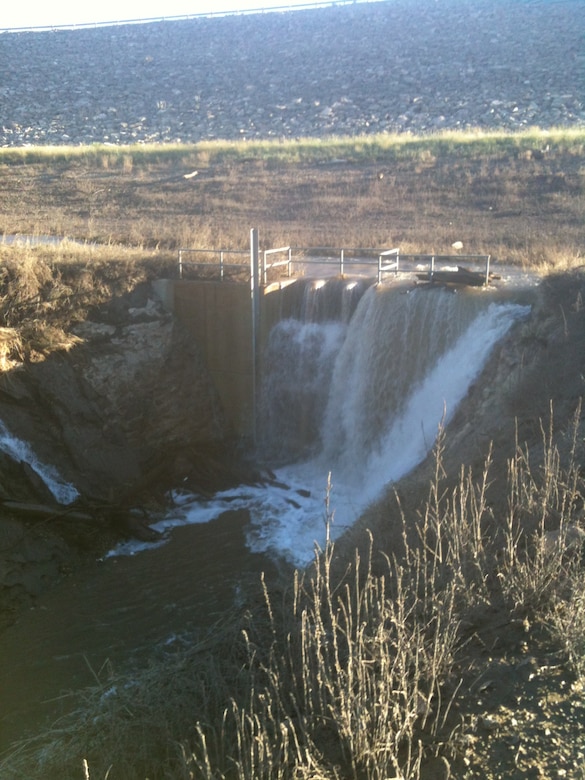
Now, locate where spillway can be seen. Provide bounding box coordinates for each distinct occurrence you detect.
[120,279,530,567]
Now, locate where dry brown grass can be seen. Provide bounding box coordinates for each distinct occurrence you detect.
[0,131,583,273]
[1,413,583,780]
[0,242,175,358]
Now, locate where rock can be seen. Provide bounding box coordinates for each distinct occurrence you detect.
[71,321,117,341]
[480,714,499,731]
[0,0,583,146]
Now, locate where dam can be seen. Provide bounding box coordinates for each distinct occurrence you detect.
[0,236,535,754]
[138,232,533,565]
[155,230,498,444]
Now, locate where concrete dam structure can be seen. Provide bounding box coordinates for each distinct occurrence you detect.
[154,232,307,439]
[149,262,532,565]
[171,276,292,440]
[153,233,520,455]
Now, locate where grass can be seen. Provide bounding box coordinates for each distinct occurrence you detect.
[0,241,175,359]
[1,410,583,779]
[1,127,583,273]
[0,138,579,369]
[1,127,584,167]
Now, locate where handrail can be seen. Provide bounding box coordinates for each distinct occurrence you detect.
[287,246,401,282]
[178,247,248,280]
[377,247,400,283]
[262,245,292,285]
[178,245,492,286]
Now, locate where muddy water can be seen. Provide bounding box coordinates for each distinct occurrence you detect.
[0,510,283,752]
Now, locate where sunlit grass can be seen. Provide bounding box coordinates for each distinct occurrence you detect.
[1,126,584,168]
[1,125,583,288]
[0,241,175,358]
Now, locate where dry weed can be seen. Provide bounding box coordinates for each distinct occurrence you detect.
[1,409,583,779]
[0,242,175,357]
[499,404,584,614]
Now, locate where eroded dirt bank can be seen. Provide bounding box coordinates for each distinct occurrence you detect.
[0,276,260,629]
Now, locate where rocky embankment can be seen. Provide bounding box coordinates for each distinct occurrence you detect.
[1,0,584,146]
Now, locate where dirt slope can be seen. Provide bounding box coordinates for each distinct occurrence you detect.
[0,276,247,627]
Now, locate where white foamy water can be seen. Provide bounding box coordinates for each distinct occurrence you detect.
[0,421,79,505]
[110,284,530,566]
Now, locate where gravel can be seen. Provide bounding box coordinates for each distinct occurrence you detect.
[0,0,584,146]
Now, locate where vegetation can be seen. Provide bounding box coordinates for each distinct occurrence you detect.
[0,242,174,360]
[0,127,583,270]
[1,414,584,779]
[1,126,584,167]
[1,126,583,362]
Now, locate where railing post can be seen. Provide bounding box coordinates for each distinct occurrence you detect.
[250,228,260,446]
[220,250,224,281]
[485,254,491,286]
[288,246,292,277]
[340,248,344,276]
[178,249,183,279]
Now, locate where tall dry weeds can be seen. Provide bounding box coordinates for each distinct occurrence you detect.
[499,402,584,614]
[1,409,583,779]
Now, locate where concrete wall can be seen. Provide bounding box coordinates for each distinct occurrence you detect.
[155,278,298,441]
[172,281,254,439]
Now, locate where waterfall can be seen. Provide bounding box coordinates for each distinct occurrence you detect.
[319,285,513,476]
[258,278,370,461]
[0,421,79,505]
[250,282,529,562]
[258,318,347,461]
[260,282,521,469]
[112,280,530,566]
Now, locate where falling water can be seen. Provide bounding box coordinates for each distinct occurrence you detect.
[116,279,529,567]
[0,420,79,505]
[319,284,512,476]
[257,277,371,461]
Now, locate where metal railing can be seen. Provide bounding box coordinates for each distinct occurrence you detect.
[178,243,492,287]
[377,248,401,283]
[262,246,293,285]
[261,246,400,284]
[178,248,249,280]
